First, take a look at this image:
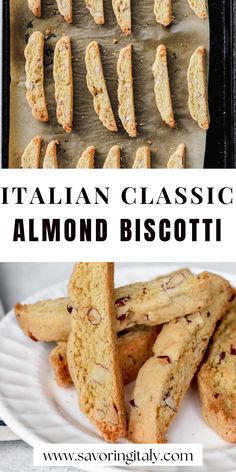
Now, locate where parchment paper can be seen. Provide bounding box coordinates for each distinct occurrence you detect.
[9,0,209,168]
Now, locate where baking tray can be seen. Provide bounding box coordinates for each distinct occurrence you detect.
[1,0,236,168]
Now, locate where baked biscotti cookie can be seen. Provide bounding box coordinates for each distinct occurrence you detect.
[154,0,173,27]
[117,45,137,138]
[187,0,207,19]
[67,263,127,442]
[56,0,73,23]
[152,45,175,128]
[133,147,151,169]
[167,144,186,169]
[188,47,210,130]
[76,146,95,168]
[15,298,71,342]
[54,36,73,133]
[112,0,131,35]
[198,302,236,442]
[21,136,41,169]
[25,31,48,122]
[85,42,117,132]
[128,274,234,443]
[50,327,159,388]
[43,140,59,169]
[85,0,104,24]
[28,0,41,17]
[103,146,121,168]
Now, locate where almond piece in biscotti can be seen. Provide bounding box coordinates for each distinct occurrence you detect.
[43,140,59,169]
[187,0,207,19]
[54,36,73,133]
[117,45,137,138]
[76,146,95,168]
[167,144,186,169]
[133,147,151,168]
[21,136,41,169]
[103,146,121,168]
[85,0,104,24]
[25,32,48,123]
[85,41,117,132]
[154,0,173,27]
[188,47,210,130]
[112,0,131,35]
[56,0,73,23]
[152,44,175,128]
[28,0,41,17]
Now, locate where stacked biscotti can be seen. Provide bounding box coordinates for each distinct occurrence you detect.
[15,264,235,443]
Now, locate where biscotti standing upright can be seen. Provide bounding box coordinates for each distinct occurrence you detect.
[21,136,41,169]
[167,144,186,169]
[188,47,210,130]
[56,0,73,23]
[85,0,104,24]
[187,0,207,19]
[76,146,95,168]
[28,0,41,17]
[67,263,127,442]
[25,31,48,122]
[103,146,121,168]
[154,0,173,26]
[152,45,175,128]
[198,302,236,442]
[128,274,234,443]
[117,45,137,138]
[49,326,159,388]
[54,36,73,133]
[133,147,151,169]
[43,140,59,169]
[112,0,131,35]
[85,41,117,132]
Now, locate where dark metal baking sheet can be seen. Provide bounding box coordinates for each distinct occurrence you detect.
[2,0,236,168]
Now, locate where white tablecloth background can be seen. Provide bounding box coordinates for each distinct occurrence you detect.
[0,262,236,472]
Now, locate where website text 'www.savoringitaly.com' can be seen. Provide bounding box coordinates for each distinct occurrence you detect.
[34,444,203,467]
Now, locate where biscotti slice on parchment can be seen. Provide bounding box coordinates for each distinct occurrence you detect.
[54,36,73,133]
[67,263,127,442]
[152,45,175,128]
[103,146,121,168]
[76,146,95,168]
[50,327,159,387]
[43,140,59,169]
[85,41,117,132]
[21,136,41,168]
[154,0,173,27]
[187,0,207,19]
[25,31,48,123]
[15,298,71,342]
[167,144,186,169]
[28,0,41,17]
[133,147,151,169]
[56,0,73,23]
[85,0,104,24]
[112,0,131,35]
[188,46,210,130]
[117,45,137,138]
[128,274,234,443]
[198,302,236,442]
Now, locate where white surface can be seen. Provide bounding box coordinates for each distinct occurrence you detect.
[0,264,236,472]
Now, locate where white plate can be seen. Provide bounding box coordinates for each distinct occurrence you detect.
[0,264,236,472]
